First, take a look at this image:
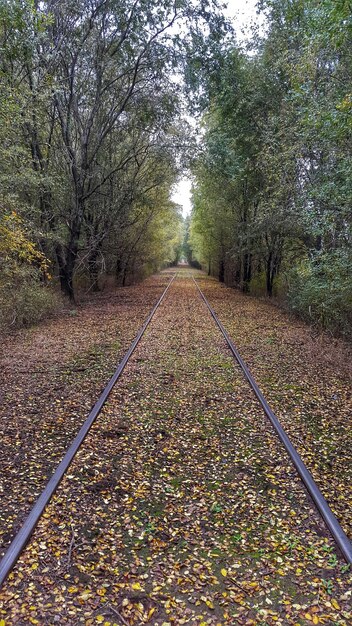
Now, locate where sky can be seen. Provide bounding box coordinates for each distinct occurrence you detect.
[171,0,264,218]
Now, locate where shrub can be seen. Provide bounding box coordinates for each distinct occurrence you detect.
[0,280,62,332]
[286,250,352,339]
[0,206,62,333]
[249,271,267,297]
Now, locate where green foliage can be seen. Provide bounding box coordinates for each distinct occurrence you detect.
[189,0,352,336]
[0,280,62,331]
[0,206,48,275]
[249,272,267,298]
[287,251,352,338]
[0,0,229,300]
[0,201,61,332]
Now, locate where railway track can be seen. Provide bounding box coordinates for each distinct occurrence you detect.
[193,277,352,564]
[0,273,176,586]
[0,271,351,607]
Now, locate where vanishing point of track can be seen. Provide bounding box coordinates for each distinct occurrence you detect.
[0,271,351,588]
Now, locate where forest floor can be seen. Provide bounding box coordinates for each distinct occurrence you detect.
[0,268,351,626]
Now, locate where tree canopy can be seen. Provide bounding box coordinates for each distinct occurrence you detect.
[0,0,351,337]
[189,0,352,336]
[0,0,228,305]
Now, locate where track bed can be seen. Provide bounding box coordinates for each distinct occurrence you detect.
[0,270,351,625]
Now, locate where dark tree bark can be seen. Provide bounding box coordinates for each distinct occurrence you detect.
[242,252,252,292]
[266,252,274,297]
[265,239,282,298]
[219,258,225,282]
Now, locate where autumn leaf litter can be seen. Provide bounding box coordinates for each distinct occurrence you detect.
[0,270,351,625]
[0,275,171,558]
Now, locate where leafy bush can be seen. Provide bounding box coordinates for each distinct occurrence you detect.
[249,272,266,297]
[0,280,62,331]
[286,251,352,339]
[249,272,285,299]
[0,206,62,333]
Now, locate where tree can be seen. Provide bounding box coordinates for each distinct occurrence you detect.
[1,0,230,300]
[190,0,352,334]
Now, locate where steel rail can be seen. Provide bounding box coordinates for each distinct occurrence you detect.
[193,277,352,564]
[0,273,177,587]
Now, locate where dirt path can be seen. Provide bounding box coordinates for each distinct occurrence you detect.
[0,270,351,625]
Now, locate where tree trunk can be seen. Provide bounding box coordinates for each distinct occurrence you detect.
[55,212,81,301]
[219,258,225,283]
[56,249,75,300]
[266,247,282,298]
[266,252,274,298]
[242,252,252,292]
[122,262,129,287]
[116,256,123,280]
[235,256,241,285]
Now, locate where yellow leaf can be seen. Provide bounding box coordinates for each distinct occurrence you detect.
[205,599,214,609]
[97,588,106,596]
[221,568,227,577]
[80,591,91,600]
[96,617,104,624]
[312,616,319,625]
[131,582,142,590]
[0,620,5,626]
[331,599,340,610]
